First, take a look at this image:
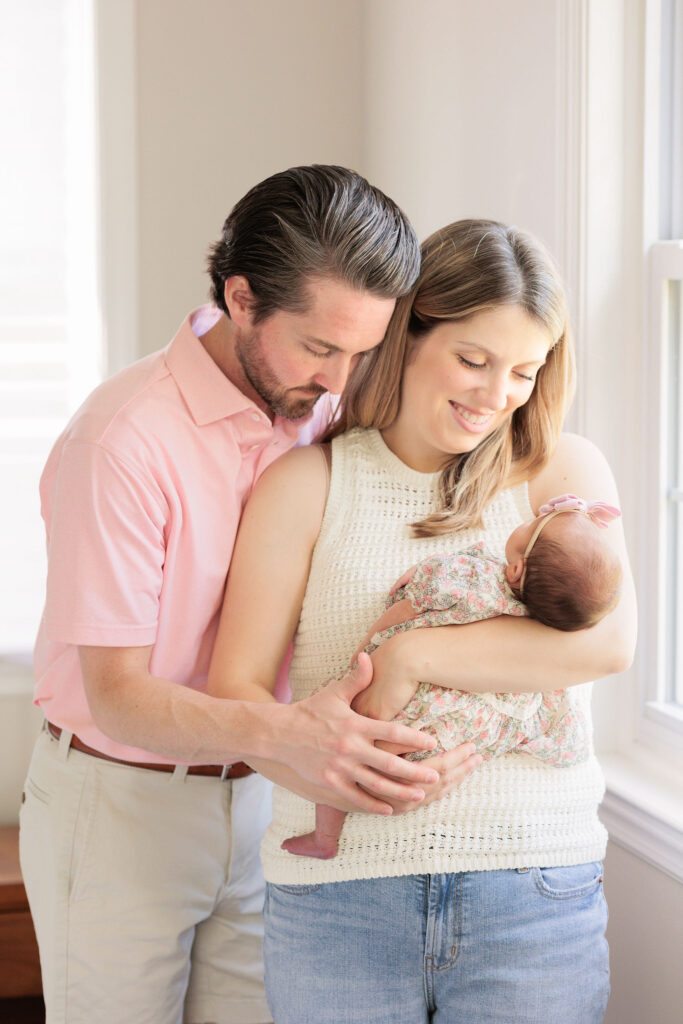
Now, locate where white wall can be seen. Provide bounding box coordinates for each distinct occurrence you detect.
[362,0,562,247]
[0,658,42,823]
[604,841,683,1024]
[133,0,567,352]
[135,0,365,354]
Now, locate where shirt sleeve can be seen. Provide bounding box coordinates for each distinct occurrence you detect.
[43,439,168,647]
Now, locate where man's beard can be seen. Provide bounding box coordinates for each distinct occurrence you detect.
[235,330,326,420]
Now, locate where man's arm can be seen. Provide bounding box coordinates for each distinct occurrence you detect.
[79,644,441,814]
[79,444,450,815]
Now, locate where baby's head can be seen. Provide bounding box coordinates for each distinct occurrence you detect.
[505,496,623,631]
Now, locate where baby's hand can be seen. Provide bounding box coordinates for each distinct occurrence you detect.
[353,597,418,658]
[388,565,419,596]
[368,597,417,637]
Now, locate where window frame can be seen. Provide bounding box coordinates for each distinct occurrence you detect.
[637,0,683,748]
[640,242,683,744]
[576,0,683,883]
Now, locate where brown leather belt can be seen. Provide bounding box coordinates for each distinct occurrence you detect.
[46,722,254,779]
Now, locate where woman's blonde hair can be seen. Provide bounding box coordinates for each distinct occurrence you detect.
[326,219,575,536]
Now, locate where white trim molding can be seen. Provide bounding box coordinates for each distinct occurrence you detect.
[639,242,683,751]
[602,753,683,880]
[555,0,589,435]
[600,792,683,884]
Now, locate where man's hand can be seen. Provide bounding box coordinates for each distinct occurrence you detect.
[270,653,440,815]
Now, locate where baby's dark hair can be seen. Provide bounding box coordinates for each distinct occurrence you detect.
[513,515,622,631]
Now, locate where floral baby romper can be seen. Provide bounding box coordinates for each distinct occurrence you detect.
[365,542,589,766]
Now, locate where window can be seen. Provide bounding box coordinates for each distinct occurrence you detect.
[647,247,683,720]
[585,0,683,883]
[0,0,102,655]
[640,0,683,740]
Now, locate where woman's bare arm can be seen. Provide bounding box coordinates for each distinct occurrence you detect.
[205,444,451,812]
[353,433,637,720]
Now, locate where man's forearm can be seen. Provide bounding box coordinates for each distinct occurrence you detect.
[84,664,291,763]
[81,654,448,814]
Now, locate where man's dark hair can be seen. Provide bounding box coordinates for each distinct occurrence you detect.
[207,165,420,323]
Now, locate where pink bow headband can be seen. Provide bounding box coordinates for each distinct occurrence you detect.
[519,493,621,599]
[535,494,621,526]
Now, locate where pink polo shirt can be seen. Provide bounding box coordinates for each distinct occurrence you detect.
[34,307,330,763]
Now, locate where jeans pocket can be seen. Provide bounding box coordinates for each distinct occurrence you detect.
[533,861,604,900]
[269,882,323,895]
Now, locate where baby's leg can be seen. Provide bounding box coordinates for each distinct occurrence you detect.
[280,804,347,860]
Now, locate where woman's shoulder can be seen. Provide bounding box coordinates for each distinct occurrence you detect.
[551,431,606,460]
[528,432,618,510]
[262,441,330,479]
[249,443,331,526]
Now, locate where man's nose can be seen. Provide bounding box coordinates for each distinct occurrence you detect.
[315,354,355,395]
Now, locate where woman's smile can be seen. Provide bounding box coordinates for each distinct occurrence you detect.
[449,401,496,431]
[382,304,551,473]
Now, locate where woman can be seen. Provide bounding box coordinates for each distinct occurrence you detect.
[208,220,636,1024]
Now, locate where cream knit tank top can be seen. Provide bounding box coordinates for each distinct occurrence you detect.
[260,428,607,884]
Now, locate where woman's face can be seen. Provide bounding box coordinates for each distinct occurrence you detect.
[383,304,552,472]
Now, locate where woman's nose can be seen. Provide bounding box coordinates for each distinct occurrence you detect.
[479,372,510,411]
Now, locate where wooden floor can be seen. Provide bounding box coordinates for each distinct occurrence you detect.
[0,997,45,1023]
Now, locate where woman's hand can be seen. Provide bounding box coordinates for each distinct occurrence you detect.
[351,634,420,721]
[366,744,483,815]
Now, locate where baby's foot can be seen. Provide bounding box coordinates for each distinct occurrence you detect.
[281,831,339,859]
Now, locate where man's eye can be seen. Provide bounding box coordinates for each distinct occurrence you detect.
[305,345,331,359]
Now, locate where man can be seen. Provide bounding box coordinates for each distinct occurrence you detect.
[19,166,449,1024]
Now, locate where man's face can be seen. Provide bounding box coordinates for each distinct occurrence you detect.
[234,277,396,419]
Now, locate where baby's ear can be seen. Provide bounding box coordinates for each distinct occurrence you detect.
[505,558,524,586]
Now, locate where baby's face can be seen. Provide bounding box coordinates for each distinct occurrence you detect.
[505,515,544,565]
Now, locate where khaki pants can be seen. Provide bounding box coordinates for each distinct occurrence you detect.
[19,727,272,1024]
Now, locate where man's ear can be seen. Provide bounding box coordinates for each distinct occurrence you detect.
[223,276,255,327]
[505,558,525,586]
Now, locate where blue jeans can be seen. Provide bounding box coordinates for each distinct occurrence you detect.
[264,864,609,1023]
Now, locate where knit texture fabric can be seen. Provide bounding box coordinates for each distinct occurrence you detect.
[260,428,607,884]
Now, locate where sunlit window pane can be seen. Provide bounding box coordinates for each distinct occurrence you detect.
[0,0,100,653]
[666,279,683,706]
